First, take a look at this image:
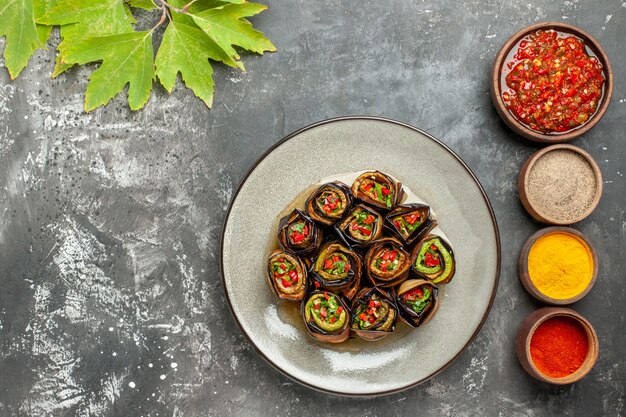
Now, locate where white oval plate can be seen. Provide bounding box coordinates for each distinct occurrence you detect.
[220,117,500,396]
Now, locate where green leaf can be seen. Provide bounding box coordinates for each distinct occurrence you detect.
[156,21,241,108]
[38,0,135,76]
[0,0,44,78]
[6,0,275,111]
[63,31,155,111]
[203,0,246,4]
[168,0,211,28]
[190,2,275,61]
[38,0,135,28]
[51,27,73,76]
[34,0,54,43]
[126,0,157,10]
[170,0,246,13]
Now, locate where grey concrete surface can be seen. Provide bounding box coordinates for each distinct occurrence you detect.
[0,0,624,416]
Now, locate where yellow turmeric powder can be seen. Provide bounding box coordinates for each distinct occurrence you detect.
[528,232,593,300]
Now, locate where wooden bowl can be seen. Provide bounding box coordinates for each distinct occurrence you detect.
[518,144,602,225]
[518,227,598,305]
[516,307,599,384]
[491,22,613,143]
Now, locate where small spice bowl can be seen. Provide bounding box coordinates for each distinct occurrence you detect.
[516,307,599,384]
[518,227,598,305]
[491,22,613,143]
[518,144,602,225]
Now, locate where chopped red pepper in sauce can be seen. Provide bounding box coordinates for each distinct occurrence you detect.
[404,287,424,301]
[393,211,422,237]
[322,252,350,275]
[272,257,300,289]
[357,226,371,236]
[353,294,389,329]
[502,30,605,134]
[406,213,419,224]
[403,286,432,315]
[318,191,342,214]
[360,180,392,207]
[289,220,309,244]
[375,247,400,272]
[424,252,440,267]
[348,209,377,240]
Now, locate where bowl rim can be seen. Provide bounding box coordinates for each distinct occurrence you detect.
[518,226,598,305]
[517,143,603,225]
[491,21,614,143]
[219,116,502,397]
[520,307,599,384]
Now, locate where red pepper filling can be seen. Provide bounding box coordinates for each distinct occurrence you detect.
[375,247,399,272]
[404,287,423,301]
[322,253,350,275]
[361,180,392,207]
[272,257,299,289]
[353,294,386,329]
[502,30,605,133]
[288,220,309,244]
[317,190,342,215]
[424,244,441,267]
[310,293,345,325]
[349,209,376,239]
[393,211,422,236]
[403,286,432,314]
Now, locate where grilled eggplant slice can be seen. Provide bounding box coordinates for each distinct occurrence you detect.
[335,204,384,248]
[385,204,436,246]
[305,181,353,226]
[395,279,439,327]
[277,209,322,256]
[410,234,455,284]
[310,242,361,292]
[364,237,410,288]
[350,287,397,341]
[266,250,308,301]
[302,291,350,343]
[351,171,404,210]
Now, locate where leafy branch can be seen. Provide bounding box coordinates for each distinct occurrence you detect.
[0,0,275,110]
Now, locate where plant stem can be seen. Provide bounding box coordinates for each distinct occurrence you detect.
[160,0,184,14]
[154,3,168,29]
[181,0,198,12]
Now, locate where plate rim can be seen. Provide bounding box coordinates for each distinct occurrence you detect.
[219,116,502,397]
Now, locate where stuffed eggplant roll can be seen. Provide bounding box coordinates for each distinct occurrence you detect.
[385,204,436,246]
[277,209,322,256]
[305,181,353,226]
[350,288,397,341]
[364,237,410,288]
[351,171,404,210]
[266,250,307,301]
[411,234,455,284]
[395,279,439,327]
[335,204,384,248]
[302,291,350,343]
[310,242,361,292]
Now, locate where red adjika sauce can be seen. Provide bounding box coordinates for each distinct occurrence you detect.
[502,30,605,134]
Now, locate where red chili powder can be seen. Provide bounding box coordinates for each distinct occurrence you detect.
[530,317,589,378]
